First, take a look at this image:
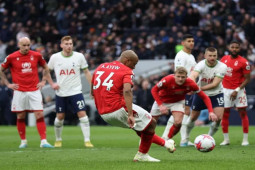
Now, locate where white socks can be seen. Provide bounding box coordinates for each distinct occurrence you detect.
[208,121,220,136]
[185,116,195,142]
[162,116,174,139]
[21,139,27,144]
[243,133,248,142]
[79,116,91,142]
[180,115,189,142]
[223,133,229,141]
[54,117,64,141]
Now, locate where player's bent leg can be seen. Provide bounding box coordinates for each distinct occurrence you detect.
[182,110,199,147]
[180,105,194,146]
[162,116,174,140]
[78,111,94,148]
[168,111,183,140]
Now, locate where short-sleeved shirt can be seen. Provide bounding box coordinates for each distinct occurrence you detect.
[92,61,134,114]
[48,51,88,97]
[194,59,227,96]
[174,50,197,76]
[220,55,251,89]
[1,50,46,91]
[151,74,200,105]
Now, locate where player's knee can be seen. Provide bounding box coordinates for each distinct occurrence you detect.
[174,121,182,127]
[54,117,64,127]
[79,116,89,123]
[146,118,156,132]
[238,110,247,118]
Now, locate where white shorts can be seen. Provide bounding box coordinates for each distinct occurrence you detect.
[150,100,185,116]
[100,104,152,131]
[223,88,248,108]
[12,90,43,112]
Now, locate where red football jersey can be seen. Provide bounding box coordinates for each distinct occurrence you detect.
[1,50,46,91]
[220,55,251,89]
[151,74,200,105]
[92,61,134,114]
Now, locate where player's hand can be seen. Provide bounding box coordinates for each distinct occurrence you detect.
[37,81,46,89]
[7,83,19,90]
[230,91,238,101]
[208,112,218,122]
[127,115,135,129]
[51,83,60,90]
[159,105,168,115]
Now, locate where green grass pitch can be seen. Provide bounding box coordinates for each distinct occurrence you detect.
[0,125,255,170]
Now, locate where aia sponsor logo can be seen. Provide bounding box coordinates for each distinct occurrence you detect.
[21,62,32,73]
[59,69,76,75]
[201,78,213,84]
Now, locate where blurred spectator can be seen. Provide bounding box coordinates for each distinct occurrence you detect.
[136,79,154,112]
[0,78,15,125]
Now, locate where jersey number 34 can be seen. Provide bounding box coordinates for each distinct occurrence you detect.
[93,71,114,91]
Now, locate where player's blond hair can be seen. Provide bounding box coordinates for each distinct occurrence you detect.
[175,67,188,75]
[61,36,72,43]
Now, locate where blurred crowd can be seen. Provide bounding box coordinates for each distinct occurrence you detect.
[1,0,255,125]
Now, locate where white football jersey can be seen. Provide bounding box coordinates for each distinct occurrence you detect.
[48,51,89,97]
[194,59,227,96]
[174,50,196,76]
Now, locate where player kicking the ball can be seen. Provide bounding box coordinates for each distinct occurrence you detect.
[92,50,175,162]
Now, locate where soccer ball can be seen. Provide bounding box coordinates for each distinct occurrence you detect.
[194,134,215,152]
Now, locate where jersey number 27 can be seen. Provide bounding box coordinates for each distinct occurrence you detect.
[93,71,114,91]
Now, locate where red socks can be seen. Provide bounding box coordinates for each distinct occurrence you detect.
[239,110,249,133]
[152,134,165,146]
[36,117,46,140]
[221,109,230,133]
[137,131,166,148]
[17,119,26,140]
[168,124,181,139]
[139,131,154,153]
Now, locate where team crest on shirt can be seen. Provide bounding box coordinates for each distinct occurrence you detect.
[17,57,19,60]
[30,55,34,60]
[21,62,32,73]
[234,61,238,66]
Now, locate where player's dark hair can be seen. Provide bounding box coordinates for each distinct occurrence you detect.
[182,34,194,41]
[205,47,217,53]
[230,40,241,46]
[175,67,188,75]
